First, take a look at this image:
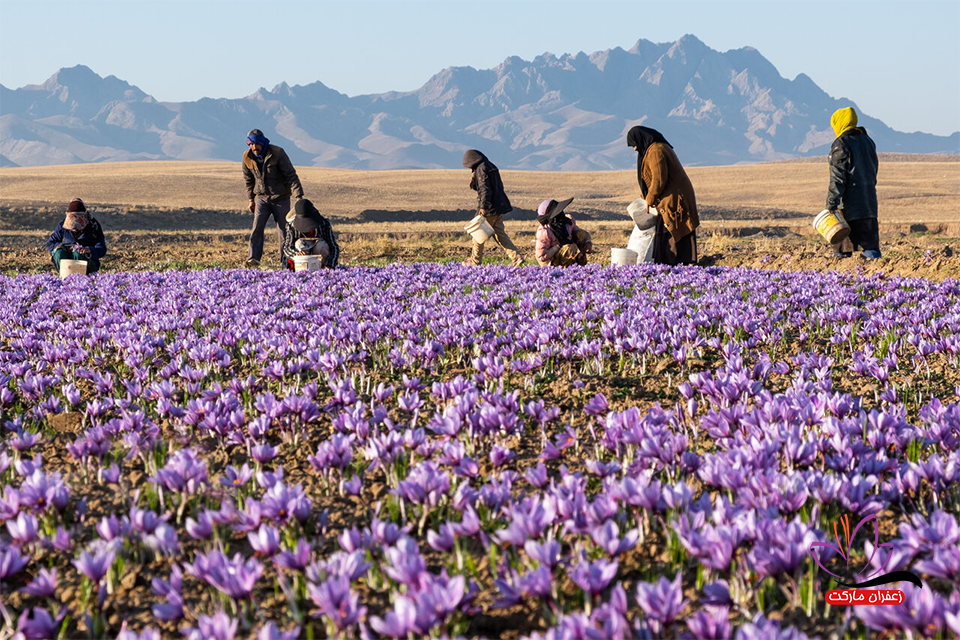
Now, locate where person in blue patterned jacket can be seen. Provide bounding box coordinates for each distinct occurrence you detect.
[45,198,107,274]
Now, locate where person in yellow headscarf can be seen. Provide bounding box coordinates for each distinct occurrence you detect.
[825,107,880,259]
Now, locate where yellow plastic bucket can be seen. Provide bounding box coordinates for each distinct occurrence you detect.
[292,255,321,272]
[59,259,88,278]
[464,215,495,244]
[813,209,851,244]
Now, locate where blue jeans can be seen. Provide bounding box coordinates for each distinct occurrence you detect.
[51,248,99,273]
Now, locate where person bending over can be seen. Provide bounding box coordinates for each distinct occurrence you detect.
[534,198,593,267]
[45,198,107,274]
[282,198,340,270]
[462,149,524,267]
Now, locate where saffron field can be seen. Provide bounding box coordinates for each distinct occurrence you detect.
[2,263,959,639]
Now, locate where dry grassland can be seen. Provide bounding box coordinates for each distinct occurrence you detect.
[1,157,958,279]
[2,155,957,226]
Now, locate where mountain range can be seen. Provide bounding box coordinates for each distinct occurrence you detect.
[1,35,957,169]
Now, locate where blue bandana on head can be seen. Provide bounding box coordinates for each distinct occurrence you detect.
[246,133,271,156]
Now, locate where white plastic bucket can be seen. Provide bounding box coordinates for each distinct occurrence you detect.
[292,255,321,272]
[627,199,658,230]
[59,259,88,278]
[464,215,495,244]
[610,248,638,267]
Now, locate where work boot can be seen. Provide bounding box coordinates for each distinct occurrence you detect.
[244,258,261,268]
[861,249,882,260]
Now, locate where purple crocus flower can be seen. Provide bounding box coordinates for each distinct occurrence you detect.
[182,610,238,640]
[308,575,367,630]
[251,443,278,463]
[383,537,426,586]
[854,583,946,636]
[256,622,301,640]
[219,464,254,489]
[524,462,549,488]
[261,482,311,524]
[20,567,57,598]
[591,520,639,557]
[15,606,65,640]
[72,545,116,583]
[115,622,161,640]
[636,571,688,633]
[686,606,732,640]
[184,550,263,600]
[151,565,183,622]
[427,523,456,552]
[568,557,618,595]
[185,510,215,540]
[152,447,208,496]
[274,539,312,572]
[248,523,281,557]
[490,445,516,468]
[524,535,562,568]
[369,595,417,638]
[6,511,39,546]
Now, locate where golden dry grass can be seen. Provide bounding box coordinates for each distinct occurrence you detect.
[1,157,957,228]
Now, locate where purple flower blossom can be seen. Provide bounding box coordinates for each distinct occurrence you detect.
[568,557,618,595]
[20,567,57,598]
[182,610,238,640]
[72,545,116,583]
[370,595,417,638]
[309,575,367,630]
[184,550,263,600]
[636,571,687,633]
[256,622,301,640]
[14,606,65,640]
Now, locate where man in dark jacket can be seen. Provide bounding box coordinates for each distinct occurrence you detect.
[242,129,305,267]
[462,149,524,267]
[825,107,880,259]
[45,198,107,274]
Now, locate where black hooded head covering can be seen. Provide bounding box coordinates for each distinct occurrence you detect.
[292,198,322,234]
[462,149,487,170]
[626,126,672,197]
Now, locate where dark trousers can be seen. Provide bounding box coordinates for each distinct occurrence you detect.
[248,197,291,263]
[51,248,100,274]
[832,218,879,255]
[652,218,698,266]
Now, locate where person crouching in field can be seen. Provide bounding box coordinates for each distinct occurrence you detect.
[535,198,593,267]
[282,199,340,270]
[627,126,699,266]
[45,198,107,274]
[462,149,524,267]
[826,107,880,260]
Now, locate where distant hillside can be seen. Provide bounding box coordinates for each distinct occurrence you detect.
[2,36,957,169]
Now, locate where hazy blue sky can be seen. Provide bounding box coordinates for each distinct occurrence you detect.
[2,0,958,136]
